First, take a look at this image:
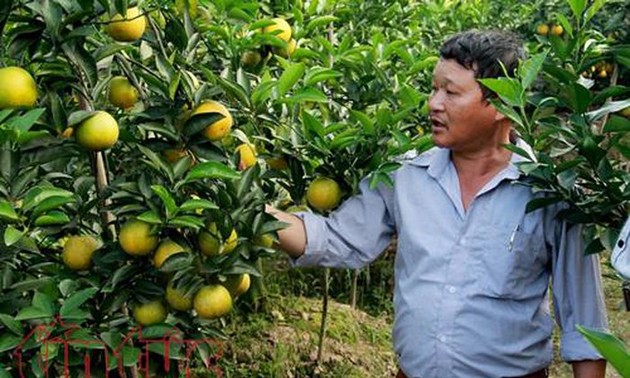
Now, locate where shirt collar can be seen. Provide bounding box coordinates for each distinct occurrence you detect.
[406,138,536,181]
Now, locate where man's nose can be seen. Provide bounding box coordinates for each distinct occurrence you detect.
[428,91,444,112]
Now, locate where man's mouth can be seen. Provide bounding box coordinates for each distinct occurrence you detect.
[431,118,446,130]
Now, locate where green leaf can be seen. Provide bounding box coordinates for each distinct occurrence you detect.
[183,113,225,137]
[60,288,98,319]
[350,110,375,135]
[407,56,439,76]
[564,82,592,114]
[0,200,18,222]
[0,334,21,353]
[151,185,178,219]
[137,144,174,182]
[180,199,218,212]
[61,42,98,88]
[584,0,606,24]
[586,99,630,123]
[303,67,342,86]
[15,306,53,321]
[4,226,23,246]
[281,87,328,104]
[67,110,97,127]
[302,111,325,138]
[22,186,74,212]
[603,115,630,132]
[251,80,277,106]
[183,161,240,183]
[566,0,586,20]
[277,62,306,97]
[5,108,46,134]
[305,15,338,31]
[33,210,71,226]
[215,75,251,107]
[168,215,205,230]
[577,326,630,377]
[30,196,75,217]
[137,210,162,225]
[519,52,547,90]
[32,291,55,313]
[478,78,522,107]
[0,314,23,336]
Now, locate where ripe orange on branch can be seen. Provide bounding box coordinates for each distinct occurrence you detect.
[166,283,193,311]
[223,274,251,297]
[62,235,101,271]
[191,101,234,141]
[193,285,232,319]
[535,24,549,36]
[108,76,138,109]
[105,6,146,42]
[306,177,342,212]
[263,18,292,42]
[198,223,238,256]
[119,219,159,256]
[153,239,187,268]
[75,111,119,151]
[0,66,37,109]
[132,301,167,326]
[235,143,257,170]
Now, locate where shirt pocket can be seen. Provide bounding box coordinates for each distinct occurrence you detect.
[476,228,547,299]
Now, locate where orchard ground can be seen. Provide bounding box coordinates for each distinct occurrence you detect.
[194,256,629,378]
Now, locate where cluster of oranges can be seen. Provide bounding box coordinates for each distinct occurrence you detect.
[241,18,297,69]
[60,217,259,325]
[582,62,615,80]
[536,23,564,37]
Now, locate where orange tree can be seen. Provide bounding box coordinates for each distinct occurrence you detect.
[0,0,284,375]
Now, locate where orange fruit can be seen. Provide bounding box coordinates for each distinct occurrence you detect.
[263,18,292,42]
[119,219,159,256]
[550,25,563,36]
[193,285,232,319]
[153,239,186,268]
[198,223,238,256]
[108,76,138,109]
[535,24,549,36]
[223,274,251,297]
[191,101,233,141]
[132,301,167,325]
[105,6,146,42]
[165,282,193,311]
[306,177,342,212]
[0,66,37,109]
[75,111,119,151]
[235,143,257,170]
[62,235,101,271]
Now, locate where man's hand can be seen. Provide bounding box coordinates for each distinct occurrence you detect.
[265,205,307,258]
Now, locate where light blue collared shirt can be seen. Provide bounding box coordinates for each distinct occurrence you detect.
[294,145,608,378]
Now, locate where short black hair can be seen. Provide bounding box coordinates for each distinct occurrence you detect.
[439,30,526,98]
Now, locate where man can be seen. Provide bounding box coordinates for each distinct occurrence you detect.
[267,30,608,378]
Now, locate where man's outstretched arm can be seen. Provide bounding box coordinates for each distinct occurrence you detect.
[265,205,307,258]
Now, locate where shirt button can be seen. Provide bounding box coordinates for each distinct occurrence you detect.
[438,335,447,342]
[460,238,468,246]
[447,286,457,294]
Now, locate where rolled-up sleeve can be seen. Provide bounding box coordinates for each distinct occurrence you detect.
[292,178,396,269]
[551,220,609,361]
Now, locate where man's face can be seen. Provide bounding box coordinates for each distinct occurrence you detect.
[428,59,501,153]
